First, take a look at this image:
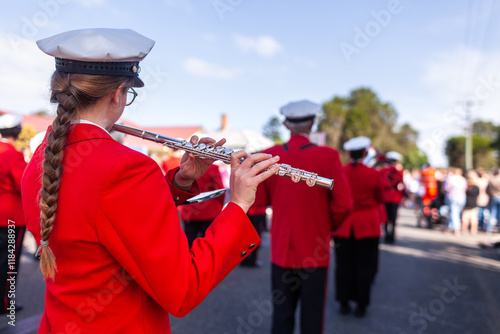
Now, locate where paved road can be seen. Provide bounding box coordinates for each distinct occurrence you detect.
[2,207,500,334]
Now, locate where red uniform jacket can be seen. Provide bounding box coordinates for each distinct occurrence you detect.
[253,134,352,268]
[380,165,405,204]
[180,164,225,221]
[21,124,260,334]
[331,162,384,239]
[0,141,27,227]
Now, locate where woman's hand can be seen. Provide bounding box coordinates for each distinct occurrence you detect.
[229,151,280,213]
[174,136,226,189]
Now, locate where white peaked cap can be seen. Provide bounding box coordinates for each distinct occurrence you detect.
[343,136,371,151]
[37,28,155,87]
[386,151,403,161]
[280,100,321,121]
[29,131,46,153]
[0,113,22,130]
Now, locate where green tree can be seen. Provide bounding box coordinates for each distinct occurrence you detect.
[262,116,283,143]
[15,124,37,152]
[445,134,497,169]
[318,87,423,169]
[472,121,499,140]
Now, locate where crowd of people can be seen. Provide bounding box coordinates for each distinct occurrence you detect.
[1,27,499,334]
[402,165,500,236]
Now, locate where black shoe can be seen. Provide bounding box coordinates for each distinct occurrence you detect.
[479,241,494,249]
[354,305,366,318]
[384,237,395,244]
[339,302,351,315]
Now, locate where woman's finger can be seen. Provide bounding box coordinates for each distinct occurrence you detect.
[189,135,199,145]
[197,136,217,145]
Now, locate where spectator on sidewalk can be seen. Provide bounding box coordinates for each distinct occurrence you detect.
[462,173,480,235]
[475,168,490,231]
[486,169,500,234]
[444,167,467,236]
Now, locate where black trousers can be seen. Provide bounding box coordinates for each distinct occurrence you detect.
[384,202,400,242]
[0,226,26,312]
[183,220,213,248]
[333,235,379,307]
[241,214,264,266]
[271,263,327,334]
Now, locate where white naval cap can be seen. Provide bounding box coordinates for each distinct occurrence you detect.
[280,100,321,123]
[386,151,403,161]
[29,131,46,153]
[343,136,371,151]
[0,113,22,130]
[37,28,155,87]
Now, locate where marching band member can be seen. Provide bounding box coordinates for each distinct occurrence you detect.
[332,136,384,317]
[180,164,225,248]
[0,113,27,314]
[379,151,405,243]
[253,100,352,334]
[21,28,279,333]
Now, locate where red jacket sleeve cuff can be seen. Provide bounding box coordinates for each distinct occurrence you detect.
[166,167,200,205]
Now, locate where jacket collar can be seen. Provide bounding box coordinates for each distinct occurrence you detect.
[45,123,113,146]
[288,134,311,146]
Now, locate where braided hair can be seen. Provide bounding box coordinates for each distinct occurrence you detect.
[39,70,133,280]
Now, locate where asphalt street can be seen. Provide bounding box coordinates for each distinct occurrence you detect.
[2,207,500,334]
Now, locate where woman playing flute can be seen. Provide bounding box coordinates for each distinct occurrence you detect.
[21,28,279,333]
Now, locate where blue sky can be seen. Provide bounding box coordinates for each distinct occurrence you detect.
[1,0,500,167]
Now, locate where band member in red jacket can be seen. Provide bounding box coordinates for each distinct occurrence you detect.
[181,164,225,247]
[0,113,27,314]
[380,151,405,243]
[253,100,353,334]
[332,136,384,317]
[21,28,280,334]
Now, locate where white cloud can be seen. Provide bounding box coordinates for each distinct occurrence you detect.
[233,34,283,57]
[182,57,240,79]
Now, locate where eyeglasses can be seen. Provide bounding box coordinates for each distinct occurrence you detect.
[126,87,137,106]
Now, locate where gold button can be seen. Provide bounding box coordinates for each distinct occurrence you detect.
[248,243,256,249]
[240,251,247,257]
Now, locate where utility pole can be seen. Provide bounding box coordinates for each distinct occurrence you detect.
[464,100,474,171]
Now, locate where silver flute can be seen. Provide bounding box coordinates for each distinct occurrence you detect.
[112,124,334,190]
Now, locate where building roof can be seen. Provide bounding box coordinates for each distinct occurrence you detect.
[0,111,202,155]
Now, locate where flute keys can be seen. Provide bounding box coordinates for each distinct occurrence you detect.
[291,172,301,183]
[306,174,318,187]
[277,164,291,176]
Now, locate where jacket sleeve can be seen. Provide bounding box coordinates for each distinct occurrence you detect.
[10,149,27,193]
[329,151,353,230]
[165,167,201,205]
[96,154,260,317]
